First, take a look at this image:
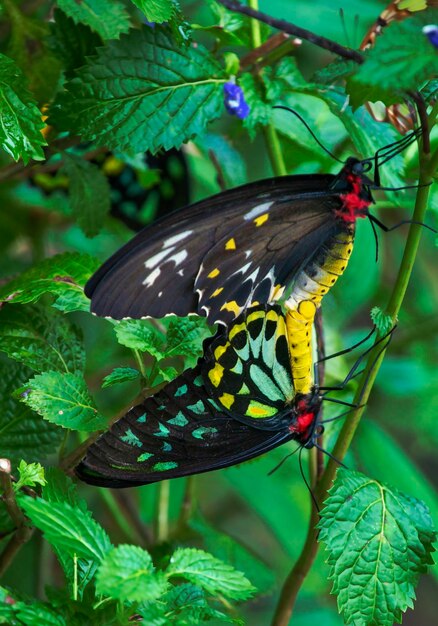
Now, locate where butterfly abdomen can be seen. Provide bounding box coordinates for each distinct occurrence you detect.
[284,228,355,393]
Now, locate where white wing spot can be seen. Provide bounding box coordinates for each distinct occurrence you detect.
[177,269,184,276]
[244,250,252,258]
[143,267,161,287]
[244,202,274,221]
[168,249,188,267]
[145,247,175,269]
[163,230,193,247]
[158,291,163,297]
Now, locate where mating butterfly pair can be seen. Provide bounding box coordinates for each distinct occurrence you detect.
[77,131,419,486]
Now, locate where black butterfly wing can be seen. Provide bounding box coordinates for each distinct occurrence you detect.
[86,174,339,323]
[75,364,294,488]
[196,203,342,323]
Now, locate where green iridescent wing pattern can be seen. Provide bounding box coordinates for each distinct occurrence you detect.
[203,305,295,428]
[76,305,299,487]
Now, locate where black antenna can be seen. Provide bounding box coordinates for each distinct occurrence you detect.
[273,105,344,164]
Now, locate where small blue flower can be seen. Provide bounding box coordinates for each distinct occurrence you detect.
[223,82,250,119]
[423,24,438,49]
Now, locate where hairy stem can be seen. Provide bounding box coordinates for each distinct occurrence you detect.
[0,460,34,577]
[219,0,364,63]
[272,106,437,624]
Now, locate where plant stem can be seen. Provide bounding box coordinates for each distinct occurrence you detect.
[133,349,148,381]
[263,125,287,176]
[0,460,34,577]
[219,0,364,63]
[272,109,437,625]
[177,476,197,530]
[247,0,287,177]
[98,488,144,545]
[155,480,170,543]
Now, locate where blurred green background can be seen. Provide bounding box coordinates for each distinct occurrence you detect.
[0,1,437,624]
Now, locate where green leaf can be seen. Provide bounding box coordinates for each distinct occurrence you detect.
[14,460,46,491]
[189,516,275,593]
[50,28,226,154]
[102,367,140,388]
[240,73,271,138]
[15,371,107,432]
[18,494,112,562]
[164,584,234,623]
[61,152,111,238]
[0,53,46,163]
[166,548,256,601]
[0,362,62,465]
[13,602,66,626]
[0,252,100,308]
[0,304,85,374]
[370,306,393,334]
[96,544,168,602]
[165,317,211,359]
[355,10,438,96]
[48,9,103,79]
[56,0,130,40]
[318,468,436,626]
[131,0,175,22]
[41,469,98,596]
[115,320,165,357]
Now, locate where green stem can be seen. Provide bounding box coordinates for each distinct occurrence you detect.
[248,0,262,48]
[133,349,148,381]
[263,125,287,176]
[247,0,287,177]
[155,480,170,543]
[98,488,143,544]
[273,110,437,625]
[177,476,197,530]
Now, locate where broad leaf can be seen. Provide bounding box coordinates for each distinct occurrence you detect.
[0,252,100,308]
[42,470,101,596]
[18,495,111,563]
[61,152,111,237]
[318,468,436,626]
[0,53,46,163]
[102,367,140,388]
[0,304,85,374]
[48,9,103,78]
[166,548,256,601]
[0,363,62,465]
[115,320,165,357]
[12,602,66,626]
[355,10,438,96]
[50,28,226,154]
[15,371,107,432]
[96,545,168,602]
[56,0,130,40]
[131,0,175,22]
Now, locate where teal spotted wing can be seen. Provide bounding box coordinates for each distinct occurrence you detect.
[75,305,308,487]
[75,364,296,487]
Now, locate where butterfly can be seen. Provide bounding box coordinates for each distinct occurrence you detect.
[75,304,324,487]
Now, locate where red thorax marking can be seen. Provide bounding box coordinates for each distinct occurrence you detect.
[336,173,371,223]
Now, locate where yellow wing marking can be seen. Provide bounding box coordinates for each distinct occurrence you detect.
[214,343,228,361]
[208,268,220,278]
[254,213,269,227]
[212,287,224,297]
[220,300,242,317]
[225,238,236,250]
[219,393,235,409]
[208,363,224,387]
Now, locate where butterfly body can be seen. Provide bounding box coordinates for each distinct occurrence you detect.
[85,160,372,326]
[76,305,323,487]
